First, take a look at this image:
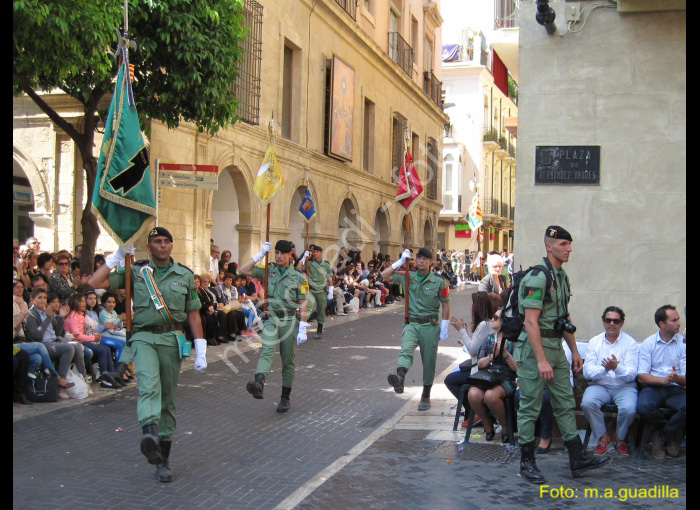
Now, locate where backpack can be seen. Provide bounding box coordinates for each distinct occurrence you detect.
[499,264,553,342]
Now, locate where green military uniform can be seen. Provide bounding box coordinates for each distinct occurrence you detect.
[392,270,450,385]
[302,259,332,327]
[251,263,308,387]
[108,258,200,440]
[514,257,577,444]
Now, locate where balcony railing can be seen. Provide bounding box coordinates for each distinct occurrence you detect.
[510,206,515,221]
[484,198,500,216]
[388,32,414,77]
[501,203,509,219]
[441,193,462,213]
[423,71,442,107]
[335,0,357,20]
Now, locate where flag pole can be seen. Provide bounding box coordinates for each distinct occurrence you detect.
[305,221,309,278]
[404,213,410,324]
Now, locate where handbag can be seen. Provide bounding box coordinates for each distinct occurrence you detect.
[64,364,89,400]
[27,374,59,403]
[458,359,473,373]
[467,366,506,389]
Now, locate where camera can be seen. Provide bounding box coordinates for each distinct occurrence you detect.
[554,316,576,334]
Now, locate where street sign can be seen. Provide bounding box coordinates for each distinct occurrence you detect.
[159,163,218,173]
[158,171,219,190]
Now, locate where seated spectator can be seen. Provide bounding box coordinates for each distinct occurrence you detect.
[23,288,86,398]
[360,273,383,308]
[46,292,93,385]
[477,253,509,296]
[36,251,54,283]
[85,290,130,385]
[445,291,497,426]
[194,274,221,346]
[213,272,248,342]
[582,306,639,456]
[235,274,260,335]
[99,292,127,338]
[94,254,106,272]
[13,346,34,405]
[48,251,76,305]
[467,309,518,443]
[637,305,686,459]
[13,279,29,338]
[64,292,123,388]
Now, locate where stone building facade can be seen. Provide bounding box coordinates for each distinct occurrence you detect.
[515,1,686,341]
[13,0,448,273]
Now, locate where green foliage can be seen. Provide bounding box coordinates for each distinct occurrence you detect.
[13,0,248,136]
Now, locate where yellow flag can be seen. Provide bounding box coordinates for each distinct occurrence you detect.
[253,120,284,206]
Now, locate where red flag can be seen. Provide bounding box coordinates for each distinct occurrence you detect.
[395,144,424,212]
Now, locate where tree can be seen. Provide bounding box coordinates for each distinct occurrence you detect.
[13,0,247,274]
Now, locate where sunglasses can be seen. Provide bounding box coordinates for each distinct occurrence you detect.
[57,262,69,266]
[603,318,622,325]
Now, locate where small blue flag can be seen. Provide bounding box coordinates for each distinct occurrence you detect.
[298,189,316,222]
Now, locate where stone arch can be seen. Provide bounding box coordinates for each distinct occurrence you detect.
[373,206,391,256]
[13,139,53,240]
[330,192,363,266]
[423,216,434,250]
[399,210,415,247]
[285,174,320,251]
[206,155,255,263]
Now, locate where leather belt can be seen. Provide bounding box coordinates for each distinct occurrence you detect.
[407,316,438,324]
[540,329,562,338]
[261,309,298,320]
[133,323,183,334]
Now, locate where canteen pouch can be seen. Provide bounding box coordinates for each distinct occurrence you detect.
[176,330,191,360]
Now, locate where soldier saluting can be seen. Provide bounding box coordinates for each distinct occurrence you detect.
[238,240,309,413]
[381,248,451,410]
[89,227,207,483]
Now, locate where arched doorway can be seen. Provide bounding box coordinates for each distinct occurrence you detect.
[13,160,35,242]
[423,218,433,249]
[210,167,249,263]
[373,207,390,256]
[400,212,414,248]
[337,198,361,265]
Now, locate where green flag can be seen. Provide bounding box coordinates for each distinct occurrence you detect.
[92,48,155,245]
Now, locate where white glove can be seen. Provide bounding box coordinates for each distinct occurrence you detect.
[118,245,136,268]
[392,249,412,271]
[299,250,310,265]
[253,242,271,263]
[193,338,207,372]
[106,245,131,270]
[440,319,450,342]
[327,285,334,300]
[296,321,310,345]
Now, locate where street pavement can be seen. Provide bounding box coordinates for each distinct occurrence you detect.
[13,282,686,509]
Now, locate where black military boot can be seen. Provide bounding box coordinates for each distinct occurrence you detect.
[156,439,173,482]
[519,441,546,484]
[140,423,163,465]
[388,367,408,393]
[565,436,611,477]
[246,373,265,399]
[315,323,323,339]
[417,384,432,411]
[277,386,292,413]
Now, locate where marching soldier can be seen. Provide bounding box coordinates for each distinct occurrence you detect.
[89,227,207,483]
[239,240,309,413]
[381,248,451,410]
[296,245,333,339]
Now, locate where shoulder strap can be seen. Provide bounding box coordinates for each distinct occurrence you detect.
[140,265,175,326]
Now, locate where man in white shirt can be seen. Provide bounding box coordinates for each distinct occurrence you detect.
[581,307,639,456]
[637,305,686,459]
[209,245,220,284]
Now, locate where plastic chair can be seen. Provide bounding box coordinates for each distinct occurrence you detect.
[463,394,517,447]
[452,383,472,431]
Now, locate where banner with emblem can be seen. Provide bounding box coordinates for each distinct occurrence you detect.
[466,192,483,231]
[253,120,284,206]
[92,46,156,245]
[395,131,424,212]
[298,188,316,223]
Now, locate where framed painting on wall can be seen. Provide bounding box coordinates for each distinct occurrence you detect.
[329,55,354,161]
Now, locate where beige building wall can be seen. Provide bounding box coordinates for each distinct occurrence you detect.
[515,3,686,342]
[13,0,448,273]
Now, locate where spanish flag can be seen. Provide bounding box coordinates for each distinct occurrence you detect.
[253,120,284,206]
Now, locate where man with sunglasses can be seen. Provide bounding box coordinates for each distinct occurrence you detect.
[382,247,451,411]
[581,307,639,457]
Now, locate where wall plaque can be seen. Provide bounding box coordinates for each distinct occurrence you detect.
[535,146,600,185]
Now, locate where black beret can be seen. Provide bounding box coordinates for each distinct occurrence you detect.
[275,240,293,253]
[545,225,573,242]
[416,247,433,260]
[311,244,323,252]
[148,227,173,243]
